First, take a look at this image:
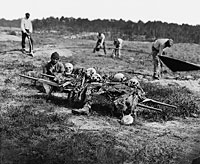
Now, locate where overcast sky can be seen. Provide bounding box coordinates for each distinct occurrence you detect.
[1,0,199,25]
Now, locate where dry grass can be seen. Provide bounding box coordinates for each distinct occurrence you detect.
[1,29,200,164]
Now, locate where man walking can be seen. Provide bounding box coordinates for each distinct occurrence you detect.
[21,12,33,56]
[151,38,173,79]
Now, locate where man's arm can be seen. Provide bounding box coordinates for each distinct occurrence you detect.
[53,62,65,76]
[158,44,164,56]
[43,63,49,74]
[100,34,105,46]
[60,63,65,74]
[29,20,33,33]
[21,18,26,33]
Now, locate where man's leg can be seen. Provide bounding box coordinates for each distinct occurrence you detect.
[117,49,121,58]
[152,51,160,79]
[93,40,100,53]
[29,35,34,52]
[27,35,34,56]
[153,56,160,79]
[21,31,27,51]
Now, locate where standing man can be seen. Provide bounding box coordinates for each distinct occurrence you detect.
[151,38,173,80]
[112,38,123,58]
[93,32,106,55]
[21,12,33,55]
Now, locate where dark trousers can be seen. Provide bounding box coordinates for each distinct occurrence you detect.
[93,40,106,54]
[21,30,33,51]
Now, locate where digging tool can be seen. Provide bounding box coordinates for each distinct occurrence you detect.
[25,35,34,57]
[19,74,60,87]
[19,74,61,96]
[40,73,55,79]
[41,73,74,79]
[137,103,162,112]
[28,35,33,50]
[40,73,74,87]
[142,98,177,109]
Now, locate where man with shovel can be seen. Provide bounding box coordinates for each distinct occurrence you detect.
[151,38,173,80]
[21,12,34,56]
[93,32,107,55]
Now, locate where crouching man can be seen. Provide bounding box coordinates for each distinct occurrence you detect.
[43,52,65,79]
[42,52,65,95]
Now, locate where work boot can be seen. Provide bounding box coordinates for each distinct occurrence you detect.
[72,104,90,115]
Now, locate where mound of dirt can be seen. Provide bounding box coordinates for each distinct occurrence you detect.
[0,33,21,42]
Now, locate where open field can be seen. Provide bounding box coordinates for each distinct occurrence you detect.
[1,27,200,164]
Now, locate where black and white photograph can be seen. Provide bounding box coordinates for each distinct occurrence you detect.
[0,0,200,163]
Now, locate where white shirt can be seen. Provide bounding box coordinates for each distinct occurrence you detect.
[117,38,123,47]
[21,18,33,33]
[97,33,105,43]
[152,38,169,55]
[152,39,169,50]
[114,38,123,48]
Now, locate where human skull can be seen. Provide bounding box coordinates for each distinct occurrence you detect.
[65,63,73,74]
[91,73,102,82]
[113,73,126,82]
[86,68,96,78]
[121,114,134,125]
[127,78,139,87]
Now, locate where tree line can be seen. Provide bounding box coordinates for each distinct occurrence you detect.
[1,17,200,43]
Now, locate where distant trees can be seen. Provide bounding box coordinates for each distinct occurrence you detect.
[1,16,200,43]
[0,18,20,28]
